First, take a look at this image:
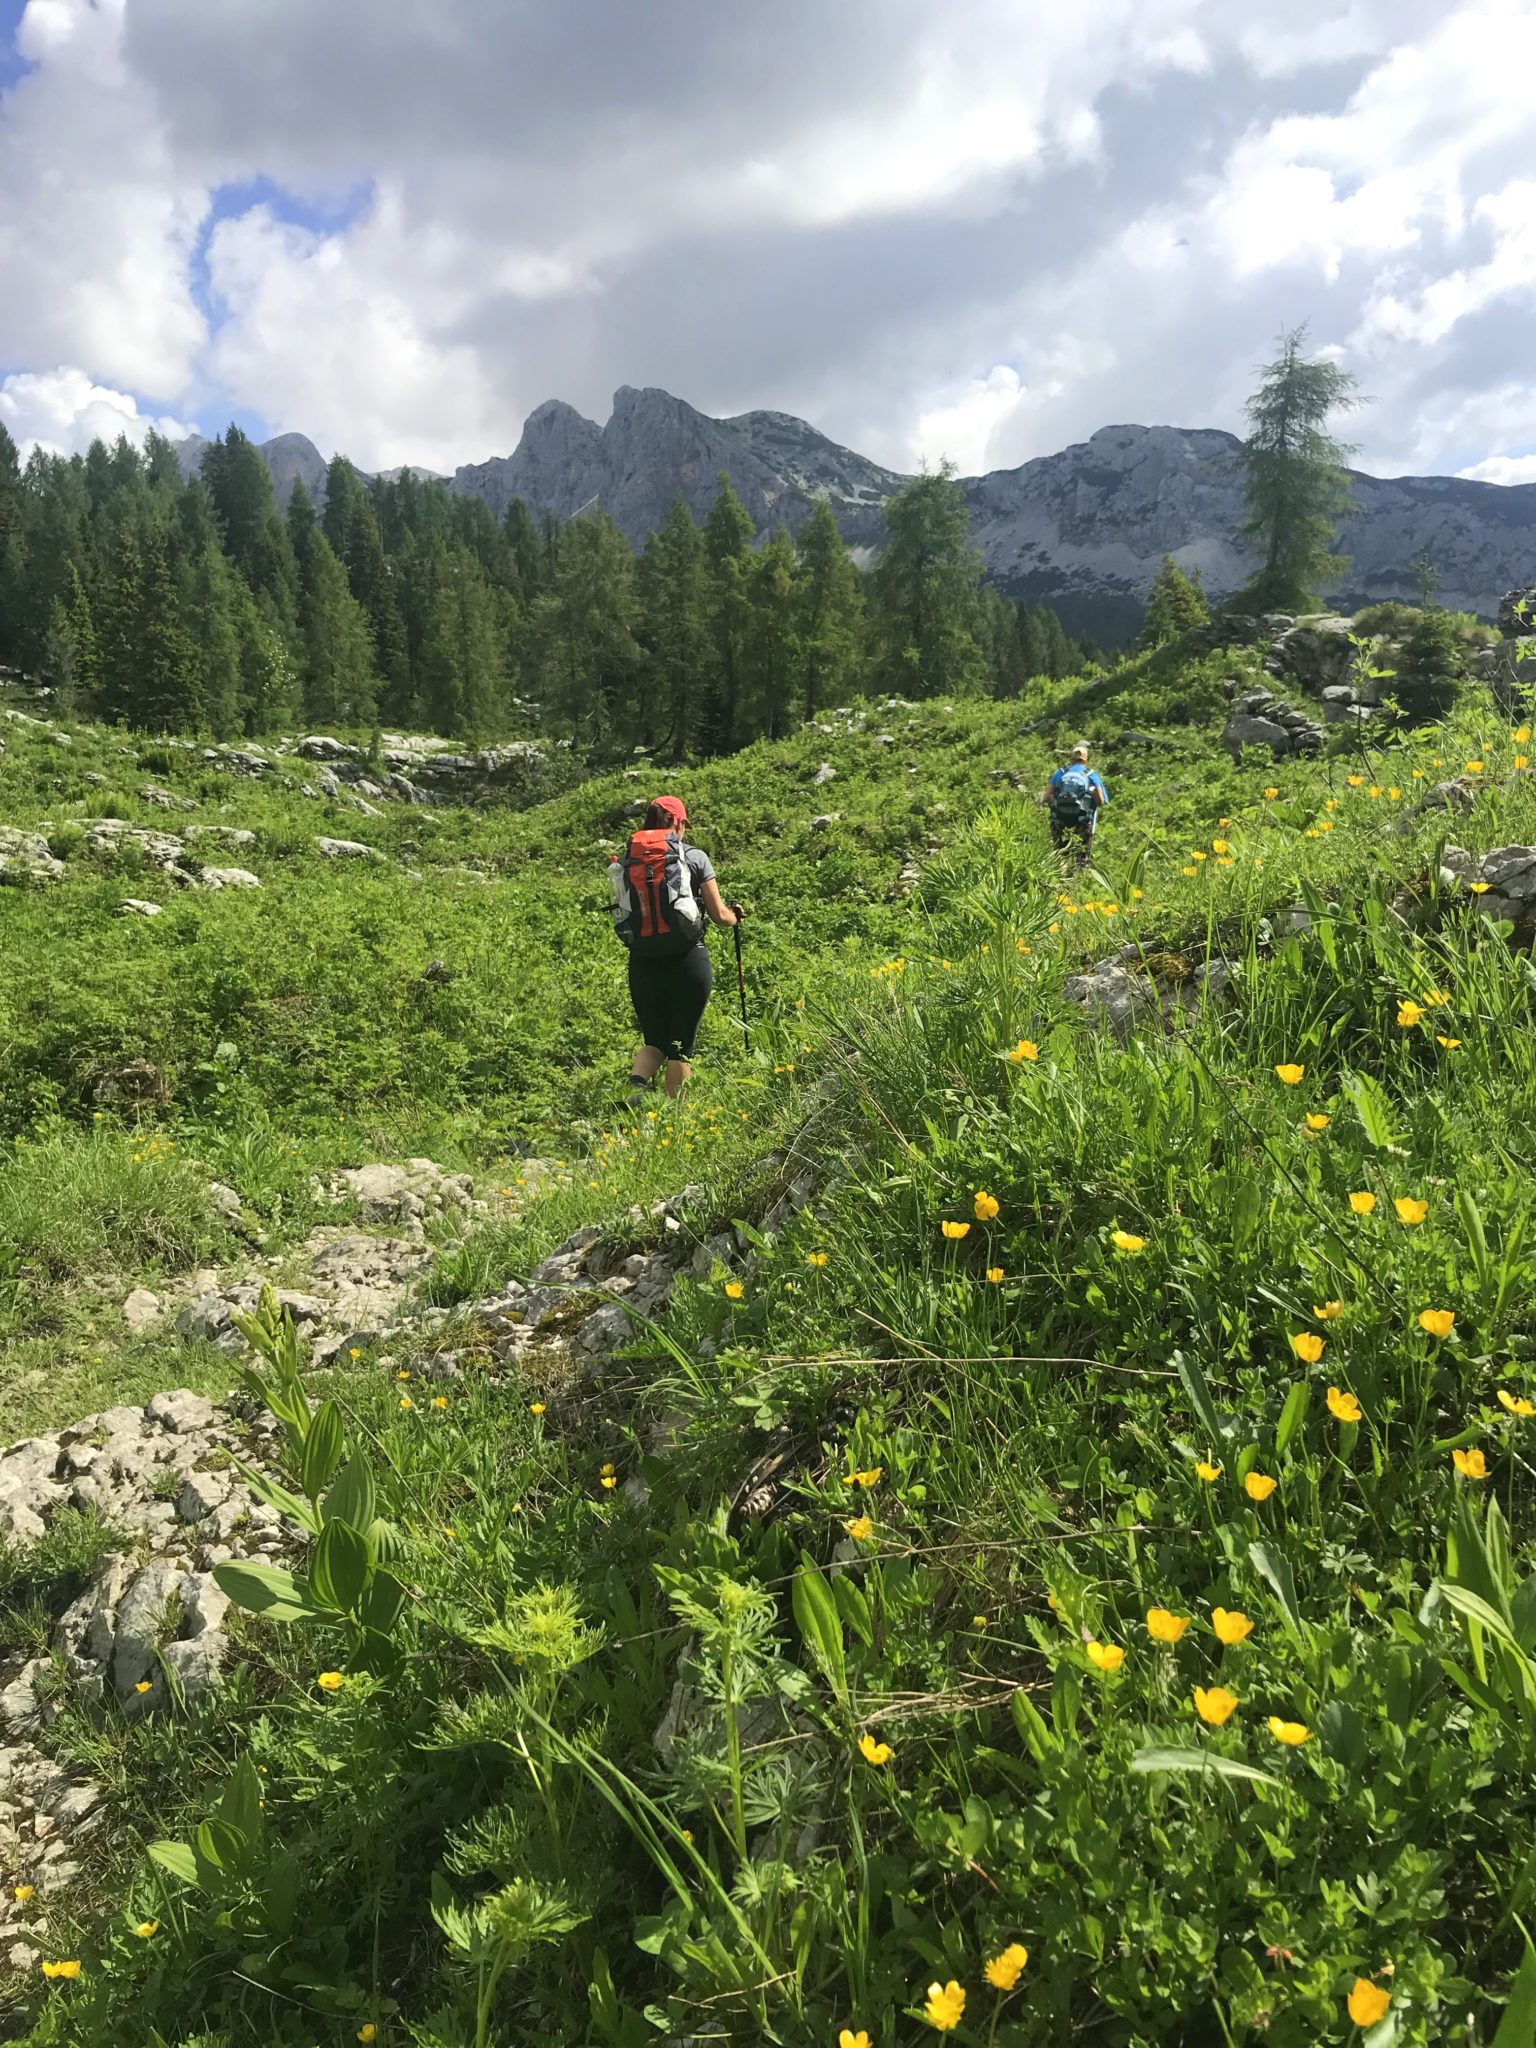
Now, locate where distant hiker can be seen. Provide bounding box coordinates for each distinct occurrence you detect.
[1047,743,1107,865]
[609,796,742,1102]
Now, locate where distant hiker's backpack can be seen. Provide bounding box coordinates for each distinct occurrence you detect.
[1052,764,1099,827]
[609,830,704,955]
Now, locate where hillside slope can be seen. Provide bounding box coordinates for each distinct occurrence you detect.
[4,663,1536,2045]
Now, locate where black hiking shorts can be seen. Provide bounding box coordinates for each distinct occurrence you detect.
[1051,811,1095,856]
[628,944,714,1061]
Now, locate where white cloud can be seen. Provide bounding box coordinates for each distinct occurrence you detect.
[0,0,208,397]
[1459,453,1536,486]
[0,366,197,458]
[913,367,1025,473]
[0,0,1532,486]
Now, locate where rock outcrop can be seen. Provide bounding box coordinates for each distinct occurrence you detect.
[1221,684,1326,761]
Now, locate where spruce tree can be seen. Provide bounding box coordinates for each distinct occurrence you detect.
[1239,325,1361,611]
[1014,603,1046,684]
[1141,554,1209,646]
[794,498,864,718]
[201,426,298,626]
[0,423,23,667]
[298,531,378,726]
[504,497,544,602]
[530,512,640,747]
[42,561,100,712]
[637,499,709,754]
[870,464,986,697]
[100,520,201,730]
[743,529,800,740]
[702,474,755,751]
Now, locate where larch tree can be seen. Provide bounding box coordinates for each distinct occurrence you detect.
[870,464,987,698]
[794,498,864,718]
[1239,325,1362,612]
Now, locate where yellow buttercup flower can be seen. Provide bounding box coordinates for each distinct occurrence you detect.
[840,2031,872,2048]
[1274,1063,1305,1085]
[1348,1191,1376,1215]
[134,1920,159,1938]
[41,1961,82,1979]
[1417,1308,1455,1338]
[1212,1608,1254,1645]
[1190,849,1207,861]
[1347,774,1364,787]
[1314,1300,1344,1319]
[1327,1387,1363,1423]
[1008,1038,1039,1062]
[1466,759,1484,773]
[529,1401,545,1414]
[1305,1113,1330,1131]
[1498,1390,1536,1417]
[1267,1716,1312,1745]
[1244,1471,1277,1501]
[317,1671,344,1691]
[1437,1035,1462,1049]
[1183,864,1198,876]
[1396,1000,1423,1027]
[1194,1684,1239,1726]
[1395,1196,1429,1226]
[1110,1229,1146,1254]
[398,1393,413,1410]
[1264,785,1279,799]
[1291,1332,1325,1364]
[1423,988,1451,1006]
[1146,1606,1190,1643]
[13,1884,35,1901]
[1347,1980,1391,2028]
[433,1396,448,1410]
[858,1733,893,1765]
[134,1679,152,1694]
[1195,1460,1223,1482]
[1369,784,1383,798]
[974,1190,1000,1221]
[1212,838,1230,854]
[850,1466,884,1487]
[985,1266,1005,1283]
[358,2027,378,2044]
[922,1981,966,2032]
[845,1516,874,1541]
[1453,1447,1488,1480]
[1085,1640,1125,1672]
[941,1220,970,1240]
[984,1943,1029,1990]
[724,1280,745,1299]
[601,1474,618,1490]
[1517,726,1533,743]
[807,1251,829,1267]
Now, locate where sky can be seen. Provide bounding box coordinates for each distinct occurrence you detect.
[2,0,1536,485]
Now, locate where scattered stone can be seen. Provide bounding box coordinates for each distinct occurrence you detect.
[91,1057,167,1107]
[139,785,197,811]
[315,836,384,861]
[121,1287,163,1334]
[809,813,841,832]
[119,898,163,917]
[810,762,837,787]
[194,865,262,891]
[330,1159,475,1222]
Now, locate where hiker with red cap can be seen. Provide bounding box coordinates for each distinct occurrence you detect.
[608,795,742,1103]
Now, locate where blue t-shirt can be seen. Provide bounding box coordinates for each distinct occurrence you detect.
[1049,765,1108,806]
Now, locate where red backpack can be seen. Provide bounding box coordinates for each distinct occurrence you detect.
[608,830,704,956]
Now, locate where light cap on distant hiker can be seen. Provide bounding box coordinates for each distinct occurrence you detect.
[650,795,688,826]
[1070,743,1090,761]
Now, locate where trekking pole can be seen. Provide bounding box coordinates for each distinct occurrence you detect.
[732,915,750,1054]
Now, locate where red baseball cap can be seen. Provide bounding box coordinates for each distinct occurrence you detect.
[650,794,687,825]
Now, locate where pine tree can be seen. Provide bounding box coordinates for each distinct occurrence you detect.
[1141,554,1210,646]
[1036,605,1075,680]
[1239,325,1362,611]
[870,464,986,697]
[702,474,756,751]
[794,499,864,718]
[637,499,709,755]
[442,547,508,736]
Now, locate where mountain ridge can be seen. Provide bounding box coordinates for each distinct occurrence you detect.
[174,389,1536,642]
